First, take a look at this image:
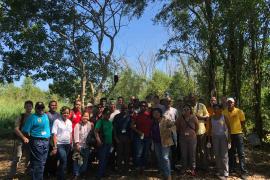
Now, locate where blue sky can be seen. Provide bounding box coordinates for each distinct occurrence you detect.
[15,3,175,91]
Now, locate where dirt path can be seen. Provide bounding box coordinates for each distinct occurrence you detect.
[1,139,269,180]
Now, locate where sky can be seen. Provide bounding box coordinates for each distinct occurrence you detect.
[15,3,177,91]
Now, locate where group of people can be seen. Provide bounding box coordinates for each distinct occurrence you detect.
[9,94,248,180]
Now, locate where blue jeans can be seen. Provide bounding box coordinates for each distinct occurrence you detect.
[229,133,247,172]
[134,136,151,168]
[29,138,49,180]
[57,144,71,180]
[97,144,112,178]
[73,147,90,176]
[154,143,171,177]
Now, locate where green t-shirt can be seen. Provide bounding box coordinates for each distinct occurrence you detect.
[95,119,113,144]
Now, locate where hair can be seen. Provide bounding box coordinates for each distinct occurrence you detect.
[49,100,57,106]
[213,103,222,109]
[152,108,163,118]
[24,100,33,107]
[102,107,111,115]
[153,94,160,99]
[81,111,90,117]
[183,104,193,114]
[118,96,123,100]
[60,106,70,114]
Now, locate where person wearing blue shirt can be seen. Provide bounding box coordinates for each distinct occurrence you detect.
[22,102,50,180]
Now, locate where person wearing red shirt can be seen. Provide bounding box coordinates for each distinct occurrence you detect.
[131,101,153,172]
[69,100,82,132]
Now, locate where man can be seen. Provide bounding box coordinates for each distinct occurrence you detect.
[152,95,165,113]
[221,96,227,110]
[223,97,248,176]
[85,102,94,119]
[113,104,132,171]
[117,96,124,110]
[100,97,108,108]
[95,108,114,179]
[190,94,209,170]
[91,104,104,125]
[131,101,153,172]
[9,100,33,178]
[163,97,178,170]
[44,100,61,177]
[22,102,50,180]
[109,99,120,122]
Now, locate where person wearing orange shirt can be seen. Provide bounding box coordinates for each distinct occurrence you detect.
[223,97,248,176]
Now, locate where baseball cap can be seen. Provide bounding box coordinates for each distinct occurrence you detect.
[227,97,235,103]
[35,102,45,109]
[87,103,93,107]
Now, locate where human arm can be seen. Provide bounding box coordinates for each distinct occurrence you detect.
[94,120,103,147]
[196,104,209,121]
[14,116,29,143]
[131,117,143,136]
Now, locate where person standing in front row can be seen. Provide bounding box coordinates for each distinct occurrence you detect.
[223,98,248,176]
[131,101,153,173]
[51,106,72,180]
[208,104,231,180]
[22,102,50,180]
[176,104,199,176]
[9,100,33,178]
[73,111,93,179]
[190,94,209,170]
[95,108,113,179]
[151,108,175,180]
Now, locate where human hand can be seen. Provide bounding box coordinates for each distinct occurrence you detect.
[23,137,29,144]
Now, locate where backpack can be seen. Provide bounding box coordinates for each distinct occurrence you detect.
[86,120,104,147]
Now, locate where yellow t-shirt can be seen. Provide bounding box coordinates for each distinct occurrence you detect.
[192,103,209,135]
[223,108,245,134]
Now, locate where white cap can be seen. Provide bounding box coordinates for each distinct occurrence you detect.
[87,103,93,107]
[227,97,235,103]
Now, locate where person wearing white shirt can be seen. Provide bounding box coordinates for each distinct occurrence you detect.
[109,100,120,122]
[73,111,93,179]
[51,106,72,180]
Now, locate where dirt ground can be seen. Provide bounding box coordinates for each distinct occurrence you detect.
[0,139,270,180]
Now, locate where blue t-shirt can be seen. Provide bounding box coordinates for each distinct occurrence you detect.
[22,113,51,138]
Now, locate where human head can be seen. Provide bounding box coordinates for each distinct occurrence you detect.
[35,102,45,115]
[128,103,134,113]
[163,97,172,109]
[81,111,90,124]
[120,104,128,114]
[213,104,222,115]
[182,104,192,116]
[210,96,217,106]
[60,106,70,120]
[117,96,124,105]
[189,93,197,106]
[152,108,163,120]
[153,95,160,104]
[48,100,57,112]
[85,102,93,113]
[102,107,111,120]
[109,99,116,112]
[130,96,136,103]
[73,100,81,111]
[227,97,235,110]
[97,104,105,113]
[139,101,147,113]
[100,97,107,107]
[24,100,33,113]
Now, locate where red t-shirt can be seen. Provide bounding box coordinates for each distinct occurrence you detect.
[133,111,153,138]
[69,109,82,131]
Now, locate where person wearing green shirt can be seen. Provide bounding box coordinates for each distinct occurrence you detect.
[95,108,113,179]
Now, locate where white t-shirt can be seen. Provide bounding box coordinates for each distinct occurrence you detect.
[163,107,178,122]
[109,109,120,122]
[52,119,72,144]
[74,121,92,148]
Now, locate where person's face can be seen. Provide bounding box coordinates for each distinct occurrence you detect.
[81,112,90,123]
[35,106,45,115]
[153,97,159,104]
[221,97,227,104]
[213,106,222,115]
[86,106,93,113]
[153,110,161,120]
[61,109,70,120]
[118,98,124,105]
[183,106,191,116]
[49,102,57,112]
[102,100,107,106]
[210,97,217,105]
[190,96,196,105]
[24,103,33,113]
[74,101,81,111]
[227,100,235,109]
[110,104,116,111]
[140,103,147,112]
[98,105,104,113]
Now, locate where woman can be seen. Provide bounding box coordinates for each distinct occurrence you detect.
[51,106,73,180]
[208,104,231,179]
[73,111,93,179]
[176,104,199,176]
[151,108,175,180]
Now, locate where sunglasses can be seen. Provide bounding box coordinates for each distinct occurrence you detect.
[183,108,190,111]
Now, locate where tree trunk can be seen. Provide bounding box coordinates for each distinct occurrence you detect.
[80,64,87,110]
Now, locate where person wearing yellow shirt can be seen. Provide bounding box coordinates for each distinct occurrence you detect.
[223,97,248,176]
[190,94,209,170]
